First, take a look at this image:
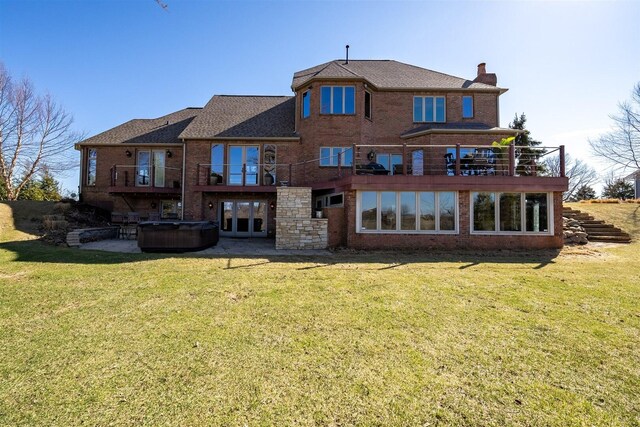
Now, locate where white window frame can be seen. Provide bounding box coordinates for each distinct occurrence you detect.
[319,147,353,167]
[321,86,356,115]
[356,191,458,234]
[413,96,446,123]
[470,192,554,235]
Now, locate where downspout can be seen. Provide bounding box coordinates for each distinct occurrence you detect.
[78,147,83,201]
[181,139,186,220]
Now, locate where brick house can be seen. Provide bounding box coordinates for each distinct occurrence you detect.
[76,59,568,249]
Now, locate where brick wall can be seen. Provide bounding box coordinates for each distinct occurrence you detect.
[343,190,563,250]
[80,145,183,216]
[275,187,328,250]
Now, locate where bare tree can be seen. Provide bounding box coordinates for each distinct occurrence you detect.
[544,153,598,201]
[0,63,82,200]
[589,82,640,173]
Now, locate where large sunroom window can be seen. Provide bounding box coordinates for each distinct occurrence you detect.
[358,191,457,233]
[471,192,550,234]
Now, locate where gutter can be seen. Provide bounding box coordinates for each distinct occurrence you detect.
[182,136,300,142]
[181,139,186,220]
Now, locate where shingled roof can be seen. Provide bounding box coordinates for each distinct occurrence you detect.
[180,95,297,140]
[77,108,201,145]
[292,60,502,92]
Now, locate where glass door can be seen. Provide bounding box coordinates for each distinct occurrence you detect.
[219,200,268,237]
[153,150,165,187]
[235,202,251,237]
[228,145,259,185]
[137,151,150,186]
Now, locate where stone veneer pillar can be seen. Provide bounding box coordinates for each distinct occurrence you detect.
[275,187,328,250]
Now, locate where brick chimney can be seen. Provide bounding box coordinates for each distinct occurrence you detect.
[473,62,497,86]
[477,63,486,76]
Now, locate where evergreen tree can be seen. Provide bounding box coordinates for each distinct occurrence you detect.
[601,177,634,200]
[16,169,62,201]
[39,169,62,201]
[573,185,597,201]
[509,113,545,176]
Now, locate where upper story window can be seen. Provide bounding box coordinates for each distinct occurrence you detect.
[319,147,353,167]
[462,96,473,118]
[211,144,224,182]
[302,90,311,118]
[413,96,446,123]
[86,148,97,186]
[321,86,355,115]
[364,91,371,120]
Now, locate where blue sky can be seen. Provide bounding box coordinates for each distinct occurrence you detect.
[1,0,639,193]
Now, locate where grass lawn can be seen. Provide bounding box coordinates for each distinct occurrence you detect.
[1,202,639,426]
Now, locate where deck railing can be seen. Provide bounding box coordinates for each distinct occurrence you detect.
[194,143,565,188]
[109,164,182,189]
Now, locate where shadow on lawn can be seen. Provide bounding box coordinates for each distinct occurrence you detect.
[0,239,562,269]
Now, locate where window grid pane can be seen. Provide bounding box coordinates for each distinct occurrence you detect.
[332,87,343,114]
[361,192,377,231]
[499,193,522,231]
[419,192,436,230]
[526,193,548,232]
[439,192,456,231]
[380,192,397,230]
[345,87,355,114]
[321,87,331,114]
[425,97,434,122]
[413,97,423,122]
[435,97,445,122]
[473,192,495,231]
[400,192,416,230]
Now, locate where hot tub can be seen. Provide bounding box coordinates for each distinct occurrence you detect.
[137,221,219,252]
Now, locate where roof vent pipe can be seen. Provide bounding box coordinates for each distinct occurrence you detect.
[345,45,349,64]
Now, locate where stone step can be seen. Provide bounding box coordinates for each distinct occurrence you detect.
[66,231,82,247]
[562,206,632,244]
[588,235,632,243]
[582,226,622,233]
[587,230,629,236]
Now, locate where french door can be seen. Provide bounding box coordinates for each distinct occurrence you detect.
[136,150,165,187]
[228,145,259,186]
[220,201,267,237]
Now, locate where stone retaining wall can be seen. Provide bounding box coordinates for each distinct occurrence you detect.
[275,187,328,250]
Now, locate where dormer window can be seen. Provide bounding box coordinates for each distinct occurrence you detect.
[413,96,446,123]
[321,86,355,115]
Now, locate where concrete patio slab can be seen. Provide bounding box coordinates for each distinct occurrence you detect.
[78,237,333,257]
